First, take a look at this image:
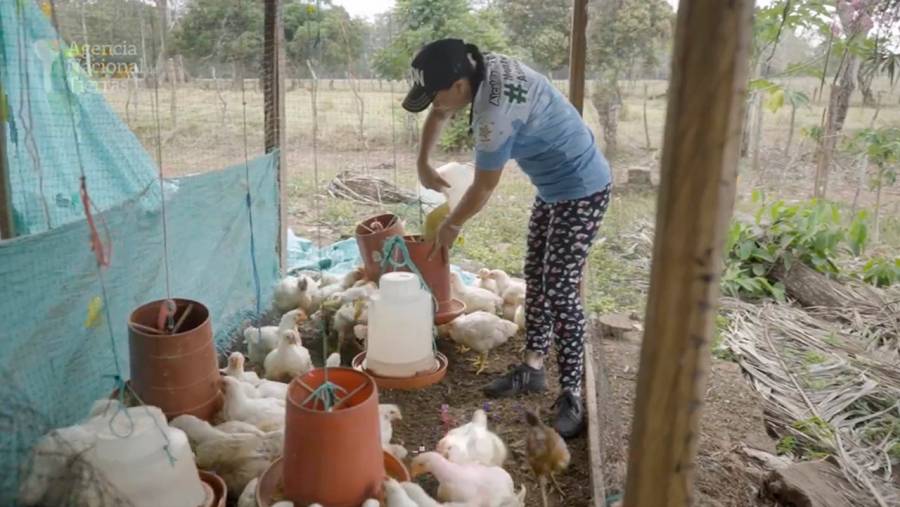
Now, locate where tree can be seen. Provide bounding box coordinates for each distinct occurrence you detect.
[847,127,900,243]
[588,0,673,157]
[372,0,509,80]
[496,0,571,74]
[284,1,368,77]
[172,0,264,84]
[372,0,509,150]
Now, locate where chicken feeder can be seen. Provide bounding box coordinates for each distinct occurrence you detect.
[383,235,465,325]
[281,367,386,507]
[356,213,405,283]
[127,298,223,421]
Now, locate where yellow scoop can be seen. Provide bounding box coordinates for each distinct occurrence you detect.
[423,203,464,246]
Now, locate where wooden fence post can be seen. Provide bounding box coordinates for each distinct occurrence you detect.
[568,0,589,114]
[263,0,287,271]
[623,1,753,506]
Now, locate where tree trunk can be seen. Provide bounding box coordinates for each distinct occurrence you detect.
[232,61,242,90]
[212,66,227,125]
[642,83,651,150]
[168,58,177,128]
[851,98,881,217]
[770,260,880,312]
[784,103,796,156]
[873,167,883,244]
[857,63,876,107]
[155,0,168,82]
[814,53,858,198]
[592,78,620,157]
[751,90,764,176]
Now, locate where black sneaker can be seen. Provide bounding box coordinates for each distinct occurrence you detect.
[553,391,585,438]
[482,363,547,398]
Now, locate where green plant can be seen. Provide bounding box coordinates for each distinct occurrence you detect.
[803,350,826,365]
[792,416,834,440]
[722,197,871,300]
[776,435,797,455]
[861,257,900,287]
[438,113,474,152]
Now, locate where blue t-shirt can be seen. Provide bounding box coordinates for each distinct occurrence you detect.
[472,54,611,203]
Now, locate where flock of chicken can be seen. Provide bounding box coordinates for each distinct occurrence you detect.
[21,264,567,507]
[257,266,529,378]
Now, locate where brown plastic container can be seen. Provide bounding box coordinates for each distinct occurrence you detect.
[385,235,465,324]
[356,213,405,282]
[127,299,223,421]
[352,351,448,390]
[257,452,409,507]
[283,367,384,507]
[199,471,227,507]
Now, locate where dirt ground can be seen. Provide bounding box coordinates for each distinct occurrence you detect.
[594,330,774,507]
[282,311,773,507]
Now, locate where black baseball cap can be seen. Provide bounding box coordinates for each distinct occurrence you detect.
[402,38,473,113]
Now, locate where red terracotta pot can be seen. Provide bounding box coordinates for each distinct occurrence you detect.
[127,299,223,421]
[283,367,384,507]
[355,213,405,282]
[385,235,465,324]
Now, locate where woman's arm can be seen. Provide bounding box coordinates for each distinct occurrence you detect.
[429,168,503,257]
[417,108,452,190]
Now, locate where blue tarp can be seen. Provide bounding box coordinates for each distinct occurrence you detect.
[0,2,281,502]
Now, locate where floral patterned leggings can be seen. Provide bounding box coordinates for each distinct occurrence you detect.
[524,185,611,397]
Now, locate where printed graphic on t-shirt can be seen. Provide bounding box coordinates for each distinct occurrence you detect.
[471,53,612,203]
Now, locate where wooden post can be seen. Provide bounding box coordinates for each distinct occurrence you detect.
[623,1,753,506]
[167,57,177,128]
[263,0,287,271]
[568,0,589,114]
[0,87,13,240]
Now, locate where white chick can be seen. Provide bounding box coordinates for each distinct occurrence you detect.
[489,270,525,300]
[237,478,258,507]
[264,329,312,382]
[273,275,303,312]
[194,428,283,499]
[410,452,517,506]
[437,409,507,467]
[354,324,368,342]
[170,414,232,448]
[440,311,519,374]
[361,500,380,507]
[244,309,307,366]
[217,420,266,436]
[476,268,500,295]
[341,266,366,289]
[256,379,289,402]
[318,272,340,287]
[220,376,285,431]
[501,284,526,322]
[385,443,409,460]
[224,352,262,386]
[451,272,502,315]
[271,502,294,507]
[334,299,368,345]
[514,304,525,332]
[326,352,342,368]
[380,404,403,446]
[399,482,474,507]
[338,282,377,304]
[384,478,419,507]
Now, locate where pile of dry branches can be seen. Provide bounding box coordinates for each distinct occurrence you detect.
[327,171,416,205]
[722,297,900,506]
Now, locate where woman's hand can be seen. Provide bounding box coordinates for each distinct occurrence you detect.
[417,160,450,191]
[428,220,462,260]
